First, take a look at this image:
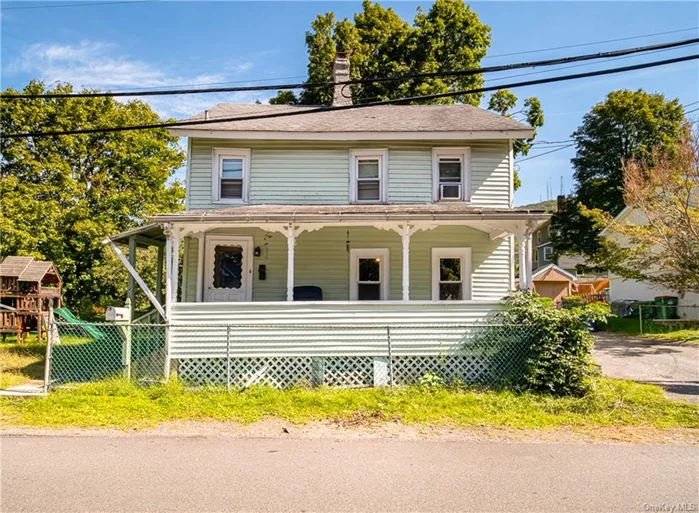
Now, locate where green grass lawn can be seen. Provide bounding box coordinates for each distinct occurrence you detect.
[0,336,45,389]
[1,377,697,431]
[603,318,699,344]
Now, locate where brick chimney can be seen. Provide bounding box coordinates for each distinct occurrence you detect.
[332,52,352,107]
[557,194,566,213]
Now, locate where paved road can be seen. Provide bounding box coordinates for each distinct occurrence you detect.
[594,332,699,403]
[3,435,698,512]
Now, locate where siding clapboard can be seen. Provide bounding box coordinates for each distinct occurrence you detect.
[182,225,511,302]
[187,139,511,210]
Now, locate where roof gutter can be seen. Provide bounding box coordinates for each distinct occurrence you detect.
[167,129,535,141]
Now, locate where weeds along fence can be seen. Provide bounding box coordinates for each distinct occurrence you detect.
[607,304,699,335]
[47,322,535,390]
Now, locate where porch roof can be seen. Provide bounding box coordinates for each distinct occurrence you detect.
[151,204,550,224]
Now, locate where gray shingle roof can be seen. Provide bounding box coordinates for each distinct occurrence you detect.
[175,104,531,134]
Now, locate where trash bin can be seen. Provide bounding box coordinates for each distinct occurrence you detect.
[654,296,679,320]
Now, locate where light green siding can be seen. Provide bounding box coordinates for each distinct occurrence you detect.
[187,139,511,210]
[182,225,511,302]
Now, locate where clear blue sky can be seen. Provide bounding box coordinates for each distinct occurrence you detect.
[2,1,698,205]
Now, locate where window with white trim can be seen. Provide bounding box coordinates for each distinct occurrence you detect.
[350,248,389,300]
[431,248,472,300]
[543,246,553,261]
[213,148,250,203]
[350,149,388,203]
[432,148,470,202]
[537,231,542,244]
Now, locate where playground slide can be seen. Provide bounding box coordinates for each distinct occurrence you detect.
[53,308,106,340]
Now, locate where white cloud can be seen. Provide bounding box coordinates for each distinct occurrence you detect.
[8,40,269,118]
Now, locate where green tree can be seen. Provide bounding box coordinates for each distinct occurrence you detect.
[552,89,685,257]
[268,90,299,105]
[269,0,492,106]
[0,81,185,317]
[487,90,544,190]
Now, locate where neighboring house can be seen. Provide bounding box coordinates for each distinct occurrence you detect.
[105,54,548,385]
[601,206,699,311]
[532,219,555,271]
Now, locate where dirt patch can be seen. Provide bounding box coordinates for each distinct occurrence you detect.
[3,419,698,445]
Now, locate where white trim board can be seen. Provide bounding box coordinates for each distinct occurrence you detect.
[170,129,535,140]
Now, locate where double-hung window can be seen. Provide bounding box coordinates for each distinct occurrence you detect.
[543,246,553,261]
[349,248,389,300]
[432,148,470,202]
[350,149,388,203]
[213,148,250,203]
[431,248,472,301]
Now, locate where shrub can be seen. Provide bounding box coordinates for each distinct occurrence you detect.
[498,292,610,397]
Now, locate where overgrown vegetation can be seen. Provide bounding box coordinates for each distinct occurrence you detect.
[0,336,45,389]
[1,377,696,430]
[496,292,610,397]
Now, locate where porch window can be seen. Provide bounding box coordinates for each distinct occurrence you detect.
[213,148,250,203]
[432,148,470,202]
[431,248,472,300]
[350,248,389,300]
[350,149,388,203]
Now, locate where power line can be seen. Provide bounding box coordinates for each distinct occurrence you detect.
[0,1,156,10]
[4,53,698,139]
[3,37,698,100]
[516,145,575,163]
[484,26,699,59]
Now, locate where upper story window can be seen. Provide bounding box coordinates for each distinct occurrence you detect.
[543,246,553,261]
[537,231,542,244]
[350,149,388,203]
[432,148,470,202]
[213,148,250,203]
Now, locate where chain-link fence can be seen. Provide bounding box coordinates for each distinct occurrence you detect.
[47,321,535,390]
[608,303,699,335]
[48,322,166,387]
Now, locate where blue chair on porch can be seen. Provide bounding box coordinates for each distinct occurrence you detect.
[293,286,323,301]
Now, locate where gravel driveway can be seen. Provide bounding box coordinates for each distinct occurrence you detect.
[593,332,699,403]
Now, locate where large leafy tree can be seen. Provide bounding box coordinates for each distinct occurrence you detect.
[585,124,698,293]
[274,0,492,106]
[1,81,185,317]
[552,89,685,257]
[270,0,542,189]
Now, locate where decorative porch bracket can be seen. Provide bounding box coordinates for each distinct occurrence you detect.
[264,223,323,301]
[376,222,437,301]
[102,238,166,320]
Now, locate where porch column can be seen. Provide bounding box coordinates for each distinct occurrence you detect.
[401,225,411,301]
[155,245,164,304]
[518,231,527,290]
[525,233,533,290]
[164,224,173,321]
[195,233,205,302]
[171,230,181,303]
[127,236,137,319]
[286,224,296,301]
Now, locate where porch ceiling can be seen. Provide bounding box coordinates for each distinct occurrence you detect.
[151,204,549,225]
[106,223,165,248]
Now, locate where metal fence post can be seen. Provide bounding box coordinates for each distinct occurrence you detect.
[43,308,54,394]
[386,326,394,388]
[639,305,643,335]
[226,325,231,392]
[164,324,171,381]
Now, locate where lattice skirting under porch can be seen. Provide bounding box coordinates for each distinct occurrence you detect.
[174,354,516,389]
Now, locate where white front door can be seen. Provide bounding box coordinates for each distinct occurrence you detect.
[204,235,253,302]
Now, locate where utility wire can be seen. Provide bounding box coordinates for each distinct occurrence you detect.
[3,37,698,100]
[516,145,575,163]
[4,53,698,139]
[484,27,699,59]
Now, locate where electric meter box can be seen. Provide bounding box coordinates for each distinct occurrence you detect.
[105,306,131,322]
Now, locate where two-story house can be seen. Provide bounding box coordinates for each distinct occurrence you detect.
[106,55,548,384]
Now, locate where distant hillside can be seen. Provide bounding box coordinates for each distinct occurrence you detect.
[518,199,557,212]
